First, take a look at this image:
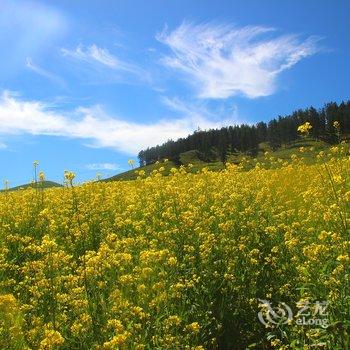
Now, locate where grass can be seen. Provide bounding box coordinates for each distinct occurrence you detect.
[7,181,62,191]
[104,138,334,182]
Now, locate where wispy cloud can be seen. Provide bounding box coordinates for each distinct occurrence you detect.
[61,44,150,83]
[162,96,241,127]
[157,21,321,99]
[86,163,120,171]
[0,91,234,155]
[26,58,66,88]
[61,45,118,67]
[0,142,7,150]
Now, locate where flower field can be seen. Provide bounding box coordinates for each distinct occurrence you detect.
[0,147,349,349]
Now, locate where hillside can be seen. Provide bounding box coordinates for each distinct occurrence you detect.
[8,180,62,191]
[105,138,335,181]
[138,100,350,166]
[4,140,341,186]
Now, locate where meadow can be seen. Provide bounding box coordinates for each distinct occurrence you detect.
[0,144,349,349]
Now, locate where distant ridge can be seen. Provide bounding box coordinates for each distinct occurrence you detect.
[105,138,342,182]
[138,100,350,166]
[7,181,63,191]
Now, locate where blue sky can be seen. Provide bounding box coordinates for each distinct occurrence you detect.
[1,0,349,186]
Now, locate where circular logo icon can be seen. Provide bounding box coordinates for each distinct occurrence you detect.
[258,299,293,327]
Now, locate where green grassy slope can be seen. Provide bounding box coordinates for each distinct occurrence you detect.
[104,149,226,182]
[3,140,344,189]
[105,139,337,182]
[104,160,178,181]
[8,181,63,191]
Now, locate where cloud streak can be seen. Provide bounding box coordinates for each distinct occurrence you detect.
[26,58,66,88]
[61,45,118,67]
[61,44,150,83]
[161,96,241,127]
[0,91,236,155]
[86,163,120,171]
[157,22,321,99]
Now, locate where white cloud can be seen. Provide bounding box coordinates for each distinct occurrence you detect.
[0,142,7,150]
[157,22,321,99]
[0,91,236,155]
[26,58,66,88]
[61,44,149,81]
[161,96,241,128]
[86,163,120,171]
[61,45,118,67]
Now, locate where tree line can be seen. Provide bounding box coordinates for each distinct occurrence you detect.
[138,101,350,166]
